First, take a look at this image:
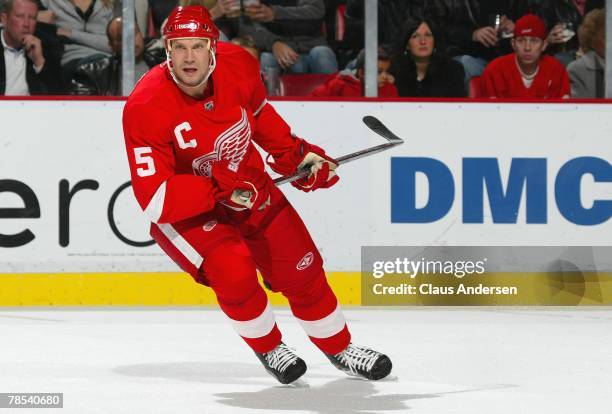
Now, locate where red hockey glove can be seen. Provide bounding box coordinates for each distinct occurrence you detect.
[267,138,339,193]
[211,160,272,211]
[292,152,339,192]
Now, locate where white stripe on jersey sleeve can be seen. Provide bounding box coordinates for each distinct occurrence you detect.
[144,181,167,223]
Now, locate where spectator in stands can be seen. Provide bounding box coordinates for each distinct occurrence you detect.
[585,0,605,13]
[41,0,114,88]
[203,0,239,41]
[429,0,528,87]
[531,0,587,67]
[480,14,570,99]
[322,0,343,44]
[178,0,231,41]
[237,0,338,75]
[107,16,147,80]
[312,47,398,97]
[345,0,428,51]
[109,0,149,40]
[148,0,177,37]
[390,19,466,97]
[70,16,146,95]
[231,34,260,61]
[1,0,61,95]
[567,8,605,98]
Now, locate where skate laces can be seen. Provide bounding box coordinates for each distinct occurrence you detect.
[264,343,298,373]
[335,344,379,374]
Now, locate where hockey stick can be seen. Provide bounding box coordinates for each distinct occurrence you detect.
[273,116,404,186]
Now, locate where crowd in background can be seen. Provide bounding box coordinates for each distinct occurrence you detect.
[0,0,607,98]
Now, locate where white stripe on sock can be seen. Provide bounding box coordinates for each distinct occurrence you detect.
[296,303,345,338]
[229,301,276,338]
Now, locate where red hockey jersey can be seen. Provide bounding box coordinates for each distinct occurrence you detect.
[122,43,297,224]
[481,53,571,99]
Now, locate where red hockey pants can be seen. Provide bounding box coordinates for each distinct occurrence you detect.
[150,187,350,354]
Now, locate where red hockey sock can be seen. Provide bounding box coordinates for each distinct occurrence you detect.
[283,271,351,355]
[309,324,351,355]
[241,323,282,354]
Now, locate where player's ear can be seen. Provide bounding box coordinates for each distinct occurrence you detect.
[0,12,7,26]
[541,39,548,51]
[511,38,516,52]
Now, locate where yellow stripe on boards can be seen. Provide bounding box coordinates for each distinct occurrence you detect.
[3,272,612,306]
[0,272,361,306]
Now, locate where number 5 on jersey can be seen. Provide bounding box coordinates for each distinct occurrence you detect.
[134,147,156,177]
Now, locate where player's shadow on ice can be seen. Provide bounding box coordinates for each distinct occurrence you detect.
[216,378,416,414]
[215,380,517,414]
[114,362,515,413]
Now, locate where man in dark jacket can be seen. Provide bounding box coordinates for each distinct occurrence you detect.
[0,0,60,95]
[238,0,338,75]
[429,0,528,87]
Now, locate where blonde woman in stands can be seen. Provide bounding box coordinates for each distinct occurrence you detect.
[567,8,605,98]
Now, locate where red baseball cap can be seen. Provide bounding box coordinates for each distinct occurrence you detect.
[514,14,547,40]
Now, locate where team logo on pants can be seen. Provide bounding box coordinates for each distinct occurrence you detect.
[297,252,314,270]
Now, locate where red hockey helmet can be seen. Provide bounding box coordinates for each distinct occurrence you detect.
[163,6,220,52]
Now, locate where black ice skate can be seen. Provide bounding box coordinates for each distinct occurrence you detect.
[327,343,392,380]
[256,342,307,384]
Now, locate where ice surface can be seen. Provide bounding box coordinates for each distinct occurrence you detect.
[0,308,611,413]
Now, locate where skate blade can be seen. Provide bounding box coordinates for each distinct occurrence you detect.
[263,369,309,387]
[340,371,398,382]
[287,378,310,388]
[378,373,399,382]
[272,378,310,389]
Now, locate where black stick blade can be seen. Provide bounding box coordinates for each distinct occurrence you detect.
[362,116,404,143]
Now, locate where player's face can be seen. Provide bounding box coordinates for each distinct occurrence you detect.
[512,36,547,66]
[0,0,37,48]
[170,38,212,87]
[408,22,434,60]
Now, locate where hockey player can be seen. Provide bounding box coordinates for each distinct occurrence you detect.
[122,5,392,384]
